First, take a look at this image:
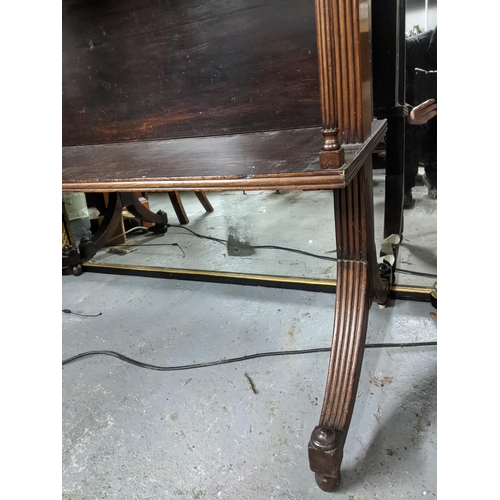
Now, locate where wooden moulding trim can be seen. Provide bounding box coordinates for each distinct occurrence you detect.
[62,175,346,193]
[341,120,387,183]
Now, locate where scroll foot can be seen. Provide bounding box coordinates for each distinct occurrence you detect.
[315,473,341,492]
[308,426,343,492]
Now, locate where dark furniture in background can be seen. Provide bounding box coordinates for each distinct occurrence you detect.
[372,0,408,242]
[62,0,404,491]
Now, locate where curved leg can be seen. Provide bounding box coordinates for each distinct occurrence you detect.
[194,191,214,213]
[167,191,214,225]
[308,160,389,491]
[168,192,189,225]
[79,192,123,261]
[120,192,168,234]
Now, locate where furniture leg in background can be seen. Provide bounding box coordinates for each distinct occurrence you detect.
[371,0,407,244]
[168,191,214,225]
[382,115,406,241]
[79,193,168,261]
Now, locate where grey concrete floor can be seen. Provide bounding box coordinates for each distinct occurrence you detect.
[62,272,437,499]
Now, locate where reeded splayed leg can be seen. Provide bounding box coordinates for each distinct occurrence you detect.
[308,160,389,491]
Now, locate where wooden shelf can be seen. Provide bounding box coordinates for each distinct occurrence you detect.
[62,120,386,193]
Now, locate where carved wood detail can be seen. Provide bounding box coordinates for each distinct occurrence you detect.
[308,159,389,490]
[315,0,373,169]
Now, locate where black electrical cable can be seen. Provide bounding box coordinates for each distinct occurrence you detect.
[168,224,227,245]
[62,341,437,371]
[168,224,336,261]
[394,268,437,279]
[250,245,335,261]
[62,309,102,317]
[112,242,186,257]
[165,225,437,276]
[106,223,435,278]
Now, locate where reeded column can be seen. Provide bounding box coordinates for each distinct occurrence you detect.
[315,0,344,168]
[315,0,373,169]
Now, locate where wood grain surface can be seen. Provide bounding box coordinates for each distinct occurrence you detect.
[62,0,321,146]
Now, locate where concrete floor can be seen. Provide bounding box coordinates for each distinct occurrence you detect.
[62,165,437,498]
[62,272,437,499]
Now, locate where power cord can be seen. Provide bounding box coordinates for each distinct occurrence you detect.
[62,341,437,371]
[168,224,336,262]
[62,309,102,317]
[102,224,436,279]
[107,224,334,261]
[164,225,436,278]
[393,268,437,279]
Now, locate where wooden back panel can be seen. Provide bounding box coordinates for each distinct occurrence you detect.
[62,0,322,147]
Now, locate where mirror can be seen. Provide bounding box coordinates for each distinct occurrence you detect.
[64,0,437,295]
[77,179,436,292]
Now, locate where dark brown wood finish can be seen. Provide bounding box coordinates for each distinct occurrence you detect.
[167,192,189,225]
[306,0,390,491]
[194,192,214,214]
[62,0,321,146]
[62,0,400,492]
[62,122,386,192]
[314,0,344,168]
[309,155,389,491]
[314,0,372,169]
[166,191,214,225]
[372,0,407,241]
